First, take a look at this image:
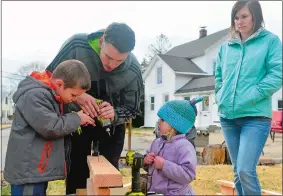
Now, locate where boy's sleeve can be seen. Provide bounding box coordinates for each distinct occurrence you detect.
[17,89,81,140]
[162,143,197,185]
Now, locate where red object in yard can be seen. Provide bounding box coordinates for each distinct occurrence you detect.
[270,110,283,142]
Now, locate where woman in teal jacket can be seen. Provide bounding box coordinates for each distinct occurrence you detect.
[215,1,282,195]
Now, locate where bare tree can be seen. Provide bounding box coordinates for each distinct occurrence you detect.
[7,61,46,95]
[146,33,172,62]
[141,34,172,73]
[140,58,149,74]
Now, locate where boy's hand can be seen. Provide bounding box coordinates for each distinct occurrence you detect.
[98,101,115,121]
[153,156,164,169]
[76,93,100,118]
[144,152,156,165]
[77,110,95,126]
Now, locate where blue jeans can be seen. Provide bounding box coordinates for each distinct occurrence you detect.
[220,117,271,196]
[11,182,48,196]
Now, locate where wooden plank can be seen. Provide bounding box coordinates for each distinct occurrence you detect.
[110,183,131,195]
[87,155,123,188]
[219,186,235,195]
[217,180,282,196]
[126,119,132,151]
[216,180,235,188]
[87,178,94,195]
[76,188,87,195]
[262,189,282,195]
[93,186,110,195]
[216,180,235,195]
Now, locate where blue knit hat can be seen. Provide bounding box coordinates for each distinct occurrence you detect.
[157,97,204,134]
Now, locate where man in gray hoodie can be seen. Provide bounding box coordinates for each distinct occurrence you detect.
[4,60,94,196]
[46,22,143,194]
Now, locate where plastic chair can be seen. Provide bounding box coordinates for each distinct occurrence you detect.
[270,110,283,142]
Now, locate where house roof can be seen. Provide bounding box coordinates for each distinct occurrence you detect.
[159,54,206,74]
[175,76,215,94]
[166,28,229,58]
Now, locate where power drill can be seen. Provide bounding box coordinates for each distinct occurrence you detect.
[125,151,145,196]
[96,99,112,127]
[96,99,112,136]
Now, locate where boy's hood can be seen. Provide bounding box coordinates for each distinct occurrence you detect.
[13,71,62,103]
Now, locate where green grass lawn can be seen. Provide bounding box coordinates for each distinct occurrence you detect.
[2,164,282,195]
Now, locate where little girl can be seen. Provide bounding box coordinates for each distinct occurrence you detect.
[144,97,203,195]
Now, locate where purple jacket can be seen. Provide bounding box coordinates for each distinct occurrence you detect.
[146,135,197,195]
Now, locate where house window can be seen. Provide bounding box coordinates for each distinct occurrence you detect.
[150,96,155,111]
[278,100,282,110]
[212,59,216,76]
[202,96,209,111]
[184,96,190,101]
[157,67,162,84]
[5,97,8,105]
[164,94,169,103]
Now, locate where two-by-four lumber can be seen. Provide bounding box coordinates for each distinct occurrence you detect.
[217,180,282,196]
[87,155,123,195]
[216,180,235,195]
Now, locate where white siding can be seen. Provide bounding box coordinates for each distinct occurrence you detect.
[191,37,228,75]
[190,57,206,73]
[175,75,193,90]
[1,96,14,124]
[144,57,176,127]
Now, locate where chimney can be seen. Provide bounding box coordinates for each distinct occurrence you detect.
[199,26,207,39]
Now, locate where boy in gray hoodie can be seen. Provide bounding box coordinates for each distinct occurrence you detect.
[4,59,94,196]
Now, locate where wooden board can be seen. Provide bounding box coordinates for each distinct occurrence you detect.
[262,189,282,195]
[110,183,131,195]
[87,155,123,188]
[76,188,87,195]
[87,178,94,195]
[216,180,282,196]
[125,119,132,151]
[216,180,235,195]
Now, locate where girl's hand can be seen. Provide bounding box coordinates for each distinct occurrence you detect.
[153,156,164,169]
[144,152,156,165]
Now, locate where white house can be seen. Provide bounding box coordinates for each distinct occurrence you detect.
[143,28,282,128]
[1,93,14,124]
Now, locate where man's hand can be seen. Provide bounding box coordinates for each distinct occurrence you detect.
[144,152,156,165]
[76,93,100,118]
[77,110,96,126]
[98,101,115,121]
[153,156,164,170]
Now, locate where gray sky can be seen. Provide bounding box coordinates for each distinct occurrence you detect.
[2,1,282,84]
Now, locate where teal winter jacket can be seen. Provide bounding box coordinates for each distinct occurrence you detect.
[215,28,282,119]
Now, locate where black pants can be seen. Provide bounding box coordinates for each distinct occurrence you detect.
[65,124,125,194]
